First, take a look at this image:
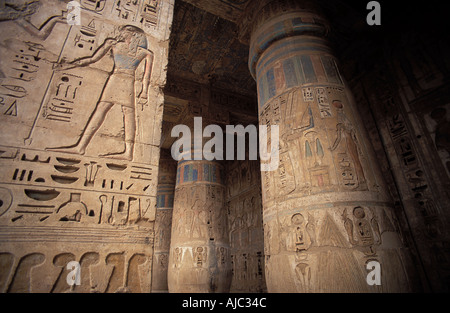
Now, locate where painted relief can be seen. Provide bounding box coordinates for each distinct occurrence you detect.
[330,100,367,190]
[0,0,173,293]
[248,2,416,292]
[168,157,231,293]
[48,25,154,161]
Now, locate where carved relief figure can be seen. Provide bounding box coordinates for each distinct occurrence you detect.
[48,25,154,161]
[190,199,207,239]
[173,247,182,268]
[330,100,366,189]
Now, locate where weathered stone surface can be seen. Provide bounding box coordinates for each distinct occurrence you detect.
[0,0,174,293]
[151,149,177,292]
[226,159,266,293]
[168,155,231,292]
[246,0,418,292]
[344,34,450,293]
[1,0,449,294]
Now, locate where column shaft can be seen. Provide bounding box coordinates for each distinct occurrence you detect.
[248,1,417,292]
[168,156,231,292]
[152,151,177,292]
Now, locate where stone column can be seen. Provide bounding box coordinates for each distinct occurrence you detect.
[152,150,177,293]
[168,129,231,292]
[244,0,418,292]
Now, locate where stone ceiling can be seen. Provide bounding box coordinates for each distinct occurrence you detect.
[164,0,369,103]
[166,0,256,98]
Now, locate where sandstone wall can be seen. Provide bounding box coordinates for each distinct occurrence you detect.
[0,0,174,293]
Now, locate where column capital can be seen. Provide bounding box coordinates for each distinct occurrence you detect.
[239,0,330,79]
[238,0,328,42]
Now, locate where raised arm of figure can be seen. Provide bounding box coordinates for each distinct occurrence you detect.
[54,38,116,70]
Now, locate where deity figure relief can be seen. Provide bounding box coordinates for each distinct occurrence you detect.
[330,100,366,187]
[190,199,207,239]
[173,247,182,268]
[47,25,154,161]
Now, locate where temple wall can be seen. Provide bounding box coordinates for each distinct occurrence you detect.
[1,0,448,294]
[343,30,450,292]
[0,0,174,293]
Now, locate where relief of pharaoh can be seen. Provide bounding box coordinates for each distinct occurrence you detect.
[48,25,154,161]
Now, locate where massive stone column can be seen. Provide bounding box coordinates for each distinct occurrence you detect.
[243,0,418,292]
[168,129,231,292]
[152,150,177,293]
